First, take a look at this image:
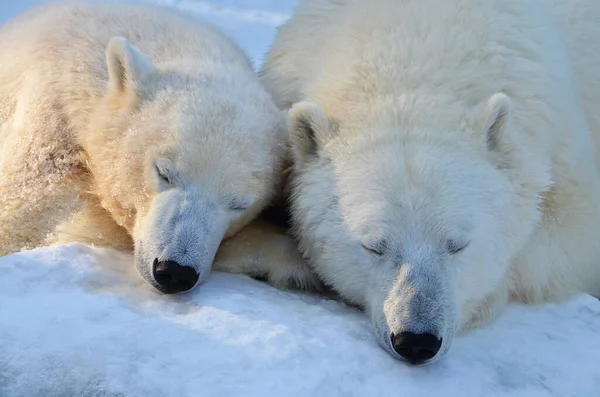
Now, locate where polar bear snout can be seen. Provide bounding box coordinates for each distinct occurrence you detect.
[152,259,200,294]
[390,331,443,365]
[376,261,456,364]
[133,189,229,294]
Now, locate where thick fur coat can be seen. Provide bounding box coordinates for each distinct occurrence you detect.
[260,0,600,363]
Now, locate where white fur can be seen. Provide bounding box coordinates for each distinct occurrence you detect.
[0,1,319,293]
[260,0,600,363]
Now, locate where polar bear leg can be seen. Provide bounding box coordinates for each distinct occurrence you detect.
[49,194,133,252]
[213,218,323,292]
[0,103,84,256]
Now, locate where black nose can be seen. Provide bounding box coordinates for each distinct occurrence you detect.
[152,259,199,294]
[391,331,443,364]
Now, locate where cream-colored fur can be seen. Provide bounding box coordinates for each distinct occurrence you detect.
[260,0,600,364]
[0,1,318,293]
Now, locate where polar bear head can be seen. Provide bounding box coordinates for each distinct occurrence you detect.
[287,95,549,364]
[86,37,287,294]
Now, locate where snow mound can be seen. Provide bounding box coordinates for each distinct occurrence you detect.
[0,244,598,397]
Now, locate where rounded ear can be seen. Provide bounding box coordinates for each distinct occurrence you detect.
[481,93,512,151]
[287,102,333,168]
[106,36,157,93]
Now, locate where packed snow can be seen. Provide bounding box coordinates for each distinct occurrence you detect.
[2,244,600,397]
[1,1,600,396]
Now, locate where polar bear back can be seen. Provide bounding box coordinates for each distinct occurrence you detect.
[261,0,600,166]
[0,2,253,138]
[549,0,600,169]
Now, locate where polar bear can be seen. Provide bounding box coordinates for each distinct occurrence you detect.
[0,2,318,294]
[260,0,600,364]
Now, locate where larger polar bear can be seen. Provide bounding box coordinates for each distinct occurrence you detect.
[260,0,600,364]
[0,2,318,294]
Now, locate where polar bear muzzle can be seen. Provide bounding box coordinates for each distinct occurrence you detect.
[152,258,200,294]
[133,188,229,294]
[390,331,443,365]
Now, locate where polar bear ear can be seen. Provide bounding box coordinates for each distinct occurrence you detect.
[288,102,333,167]
[106,36,158,94]
[481,93,512,151]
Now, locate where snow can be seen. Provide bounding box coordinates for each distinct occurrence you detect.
[1,244,600,397]
[1,1,599,396]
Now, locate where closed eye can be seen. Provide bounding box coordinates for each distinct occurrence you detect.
[228,197,252,212]
[447,239,470,254]
[362,242,386,256]
[229,203,249,211]
[155,164,172,185]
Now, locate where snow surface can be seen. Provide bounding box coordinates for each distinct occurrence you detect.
[2,244,600,397]
[1,1,600,396]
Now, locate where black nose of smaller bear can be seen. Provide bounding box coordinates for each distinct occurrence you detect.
[391,331,443,365]
[152,259,199,294]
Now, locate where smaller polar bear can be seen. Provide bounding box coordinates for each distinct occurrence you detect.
[0,2,318,294]
[261,0,600,364]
